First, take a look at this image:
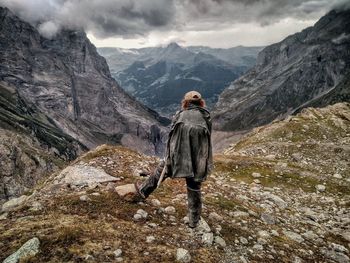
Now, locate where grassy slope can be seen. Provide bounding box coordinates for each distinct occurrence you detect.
[1,103,349,262]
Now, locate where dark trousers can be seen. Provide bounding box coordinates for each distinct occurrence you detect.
[137,161,202,226]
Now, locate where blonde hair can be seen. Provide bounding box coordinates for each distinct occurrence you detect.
[181,98,206,110]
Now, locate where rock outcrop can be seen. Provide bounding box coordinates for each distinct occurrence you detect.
[0,81,84,201]
[213,8,350,131]
[0,6,169,156]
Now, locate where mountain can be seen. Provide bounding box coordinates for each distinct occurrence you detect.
[0,81,85,200]
[1,103,349,262]
[213,8,350,131]
[293,72,350,113]
[0,6,169,155]
[98,44,262,116]
[0,6,170,201]
[187,45,262,69]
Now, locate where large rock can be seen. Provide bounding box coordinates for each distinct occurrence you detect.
[2,195,29,212]
[3,237,40,263]
[115,184,137,196]
[176,248,191,263]
[316,184,326,192]
[202,232,214,246]
[195,218,212,233]
[283,230,305,243]
[214,236,226,247]
[263,192,287,209]
[56,164,118,186]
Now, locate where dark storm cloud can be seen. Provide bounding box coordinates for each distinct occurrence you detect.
[0,0,347,39]
[177,0,348,27]
[0,0,176,38]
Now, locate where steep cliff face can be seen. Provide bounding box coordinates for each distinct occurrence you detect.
[0,81,85,201]
[294,72,350,112]
[0,7,169,156]
[213,8,350,131]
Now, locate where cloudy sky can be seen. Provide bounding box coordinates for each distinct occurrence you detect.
[1,0,349,48]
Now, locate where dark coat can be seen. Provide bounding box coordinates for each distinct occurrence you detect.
[165,104,213,182]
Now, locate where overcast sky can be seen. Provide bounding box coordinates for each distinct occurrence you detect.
[1,0,349,48]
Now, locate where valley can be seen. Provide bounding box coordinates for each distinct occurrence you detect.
[99,44,262,117]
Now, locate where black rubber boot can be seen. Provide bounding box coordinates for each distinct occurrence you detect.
[187,186,202,228]
[137,160,166,198]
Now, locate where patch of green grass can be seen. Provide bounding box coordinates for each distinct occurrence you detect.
[79,145,141,163]
[80,146,114,162]
[213,155,349,195]
[219,223,250,243]
[206,196,243,211]
[51,192,137,221]
[234,111,349,152]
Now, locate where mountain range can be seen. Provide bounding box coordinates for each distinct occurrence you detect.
[98,44,262,116]
[212,8,350,131]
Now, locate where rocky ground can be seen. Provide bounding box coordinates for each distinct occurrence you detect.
[0,103,349,262]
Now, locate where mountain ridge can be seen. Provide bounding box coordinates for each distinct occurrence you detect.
[212,8,350,131]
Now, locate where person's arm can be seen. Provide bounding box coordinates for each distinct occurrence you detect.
[170,110,181,130]
[207,113,212,134]
[164,110,181,162]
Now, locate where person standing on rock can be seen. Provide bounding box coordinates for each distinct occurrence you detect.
[116,91,213,228]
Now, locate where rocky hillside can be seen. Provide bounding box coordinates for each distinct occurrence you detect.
[0,6,169,157]
[0,81,85,202]
[1,103,349,262]
[213,8,350,131]
[98,43,261,116]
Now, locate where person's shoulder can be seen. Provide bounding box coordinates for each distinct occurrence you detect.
[171,110,182,124]
[173,109,183,118]
[198,107,211,117]
[202,107,210,114]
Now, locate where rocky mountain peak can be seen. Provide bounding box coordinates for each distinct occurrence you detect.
[166,42,182,50]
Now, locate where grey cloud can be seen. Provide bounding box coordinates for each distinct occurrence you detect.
[0,0,347,39]
[0,0,176,38]
[177,0,346,27]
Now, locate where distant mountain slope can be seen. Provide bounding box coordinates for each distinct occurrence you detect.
[98,43,262,116]
[0,6,169,156]
[213,8,350,131]
[293,72,350,113]
[187,45,263,69]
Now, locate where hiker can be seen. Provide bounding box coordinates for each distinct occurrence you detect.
[116,91,213,228]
